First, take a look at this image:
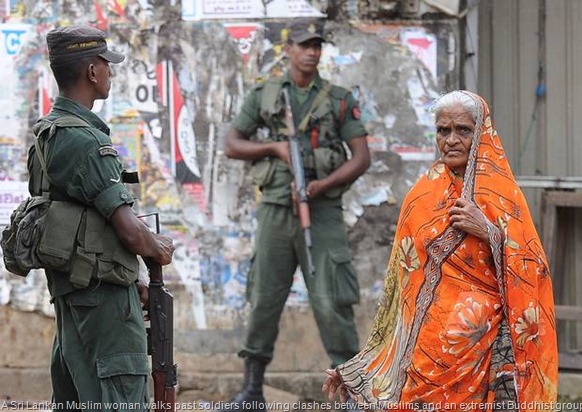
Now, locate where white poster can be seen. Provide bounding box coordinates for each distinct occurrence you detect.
[182,0,324,20]
[0,181,28,225]
[401,28,438,81]
[0,23,32,140]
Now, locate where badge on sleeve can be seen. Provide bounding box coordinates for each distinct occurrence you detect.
[352,106,361,120]
[98,145,118,157]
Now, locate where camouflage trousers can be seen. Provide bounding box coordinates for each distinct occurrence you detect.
[50,281,150,411]
[240,202,360,367]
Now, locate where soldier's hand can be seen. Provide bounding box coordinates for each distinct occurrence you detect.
[290,181,298,204]
[306,180,328,199]
[154,234,175,265]
[136,282,149,311]
[271,141,290,164]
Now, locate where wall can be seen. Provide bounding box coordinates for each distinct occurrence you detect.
[477,0,582,356]
[0,0,461,399]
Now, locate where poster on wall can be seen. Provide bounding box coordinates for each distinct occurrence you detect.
[182,0,324,20]
[0,181,28,225]
[224,23,260,65]
[0,23,32,140]
[401,28,438,82]
[157,60,207,214]
[157,60,201,183]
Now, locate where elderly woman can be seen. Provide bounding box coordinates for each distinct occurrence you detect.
[322,91,558,409]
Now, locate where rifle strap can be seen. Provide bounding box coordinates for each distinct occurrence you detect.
[33,133,52,194]
[296,81,332,135]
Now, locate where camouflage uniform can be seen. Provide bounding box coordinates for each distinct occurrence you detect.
[232,71,367,367]
[28,96,149,409]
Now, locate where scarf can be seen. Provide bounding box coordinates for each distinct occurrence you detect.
[338,91,558,411]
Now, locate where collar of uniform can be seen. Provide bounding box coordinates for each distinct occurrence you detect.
[50,96,110,135]
[281,71,323,91]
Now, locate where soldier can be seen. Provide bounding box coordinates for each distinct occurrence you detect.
[29,26,175,407]
[223,19,371,412]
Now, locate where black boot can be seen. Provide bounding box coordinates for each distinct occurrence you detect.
[221,357,267,412]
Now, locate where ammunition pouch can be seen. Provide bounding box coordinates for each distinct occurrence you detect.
[10,199,138,289]
[248,157,276,188]
[313,145,350,199]
[68,207,138,289]
[38,201,85,271]
[2,195,52,277]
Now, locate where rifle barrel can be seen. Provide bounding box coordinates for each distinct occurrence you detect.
[282,88,316,277]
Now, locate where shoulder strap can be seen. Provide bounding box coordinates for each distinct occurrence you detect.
[260,79,284,117]
[52,116,91,128]
[33,115,91,192]
[296,81,332,134]
[329,85,350,123]
[34,137,51,193]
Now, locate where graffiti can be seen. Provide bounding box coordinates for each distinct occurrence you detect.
[0,27,28,55]
[130,59,157,78]
[0,181,28,225]
[224,23,260,64]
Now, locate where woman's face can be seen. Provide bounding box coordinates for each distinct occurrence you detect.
[435,104,475,176]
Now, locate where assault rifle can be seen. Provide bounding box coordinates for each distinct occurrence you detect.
[141,212,177,412]
[282,88,315,277]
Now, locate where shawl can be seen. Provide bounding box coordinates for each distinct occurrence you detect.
[338,92,558,411]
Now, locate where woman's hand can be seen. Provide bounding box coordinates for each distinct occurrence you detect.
[448,198,490,242]
[322,368,349,402]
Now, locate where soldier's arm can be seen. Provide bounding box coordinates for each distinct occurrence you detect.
[109,204,174,266]
[306,136,370,198]
[224,85,289,162]
[224,127,288,162]
[321,89,371,185]
[341,136,371,181]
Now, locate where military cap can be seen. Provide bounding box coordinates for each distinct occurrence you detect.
[46,25,125,65]
[286,19,326,44]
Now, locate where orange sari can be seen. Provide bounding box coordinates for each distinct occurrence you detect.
[338,92,558,411]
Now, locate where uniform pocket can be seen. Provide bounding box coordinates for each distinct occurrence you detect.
[96,226,138,287]
[96,248,138,287]
[38,201,85,271]
[329,247,360,306]
[97,353,150,378]
[65,286,102,347]
[313,146,350,199]
[97,353,149,405]
[249,158,276,188]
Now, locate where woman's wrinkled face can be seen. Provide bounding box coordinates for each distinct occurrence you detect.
[435,104,475,176]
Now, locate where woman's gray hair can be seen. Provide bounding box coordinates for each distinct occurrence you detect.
[431,90,479,122]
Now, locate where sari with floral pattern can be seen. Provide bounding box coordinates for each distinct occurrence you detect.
[338,92,558,411]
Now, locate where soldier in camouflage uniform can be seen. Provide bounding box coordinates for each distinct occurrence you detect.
[223,19,371,412]
[28,26,175,409]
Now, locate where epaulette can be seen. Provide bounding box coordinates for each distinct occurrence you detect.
[329,84,350,100]
[253,81,266,91]
[260,78,286,117]
[32,115,90,142]
[253,76,284,91]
